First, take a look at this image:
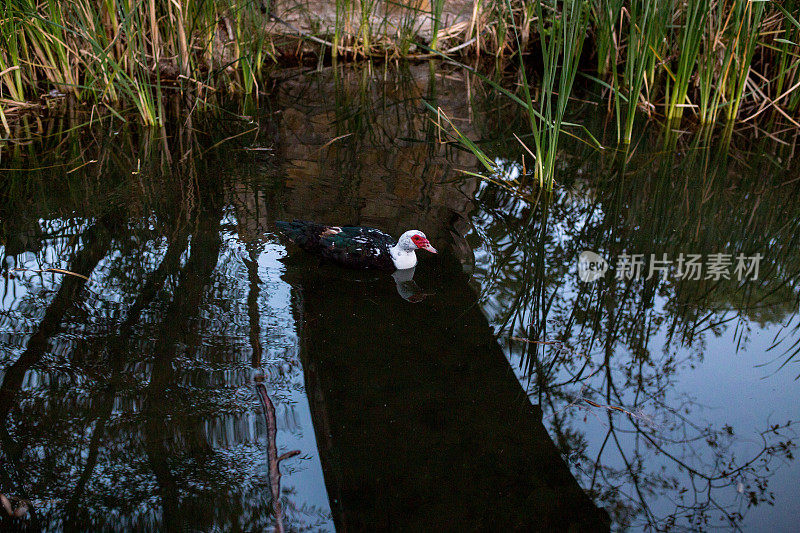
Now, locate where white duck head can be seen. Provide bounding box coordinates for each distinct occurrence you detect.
[389,230,437,270]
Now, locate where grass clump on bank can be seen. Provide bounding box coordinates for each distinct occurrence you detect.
[1,0,799,181]
[433,0,800,187]
[0,0,271,130]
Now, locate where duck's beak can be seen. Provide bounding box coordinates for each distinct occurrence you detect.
[422,243,437,254]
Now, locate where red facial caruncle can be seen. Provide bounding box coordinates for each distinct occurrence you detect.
[411,233,437,254]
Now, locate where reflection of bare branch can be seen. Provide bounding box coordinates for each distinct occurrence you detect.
[0,217,114,528]
[246,249,263,367]
[513,335,603,386]
[256,383,300,533]
[475,166,800,529]
[10,267,90,280]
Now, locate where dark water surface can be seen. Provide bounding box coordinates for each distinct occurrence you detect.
[1,62,798,531]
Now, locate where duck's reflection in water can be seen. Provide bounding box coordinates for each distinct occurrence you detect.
[392,267,433,303]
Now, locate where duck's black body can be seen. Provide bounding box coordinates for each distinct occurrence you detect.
[276,220,396,270]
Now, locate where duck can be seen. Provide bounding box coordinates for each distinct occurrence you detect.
[275,220,437,270]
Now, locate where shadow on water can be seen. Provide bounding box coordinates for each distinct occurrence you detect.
[0,60,798,531]
[286,254,609,530]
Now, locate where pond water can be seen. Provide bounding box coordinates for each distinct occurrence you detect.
[0,62,798,531]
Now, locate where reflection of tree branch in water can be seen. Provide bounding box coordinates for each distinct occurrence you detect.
[143,203,223,529]
[9,267,90,280]
[519,284,797,528]
[471,141,800,530]
[517,282,795,528]
[255,383,300,533]
[0,216,118,528]
[512,336,602,387]
[0,110,287,528]
[245,247,263,366]
[63,227,191,527]
[543,361,797,529]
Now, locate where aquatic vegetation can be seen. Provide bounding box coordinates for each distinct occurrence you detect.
[0,0,797,143]
[0,0,270,126]
[429,0,798,190]
[594,0,795,137]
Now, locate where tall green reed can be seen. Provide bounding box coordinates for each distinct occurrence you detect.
[772,1,800,116]
[427,0,597,192]
[723,0,765,128]
[591,0,623,78]
[496,0,590,187]
[2,0,798,144]
[429,0,445,51]
[532,0,589,185]
[619,0,669,144]
[358,0,377,55]
[665,0,708,124]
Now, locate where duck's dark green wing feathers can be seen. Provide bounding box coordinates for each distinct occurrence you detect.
[276,220,396,270]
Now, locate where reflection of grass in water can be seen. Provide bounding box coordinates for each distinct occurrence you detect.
[491,141,800,375]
